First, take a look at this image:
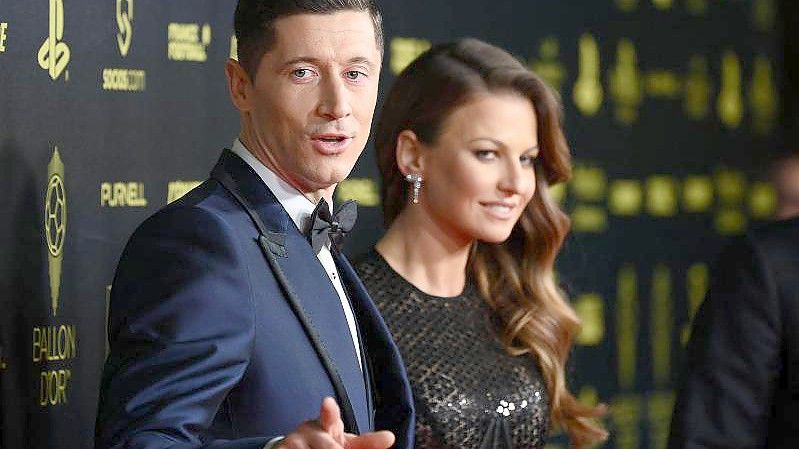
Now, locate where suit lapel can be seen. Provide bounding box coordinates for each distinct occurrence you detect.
[334,250,416,449]
[333,250,375,430]
[210,149,368,433]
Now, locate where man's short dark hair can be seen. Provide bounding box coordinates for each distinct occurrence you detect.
[234,0,384,79]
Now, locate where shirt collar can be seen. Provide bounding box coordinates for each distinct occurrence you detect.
[231,138,331,232]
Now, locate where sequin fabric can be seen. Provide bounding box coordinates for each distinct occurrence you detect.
[355,252,550,449]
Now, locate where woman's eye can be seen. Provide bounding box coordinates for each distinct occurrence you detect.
[520,154,538,166]
[474,150,498,160]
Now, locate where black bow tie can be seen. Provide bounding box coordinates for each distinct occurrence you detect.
[306,198,357,253]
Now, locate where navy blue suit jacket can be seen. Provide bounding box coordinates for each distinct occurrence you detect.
[96,150,414,449]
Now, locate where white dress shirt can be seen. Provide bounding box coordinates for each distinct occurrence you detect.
[230,139,363,369]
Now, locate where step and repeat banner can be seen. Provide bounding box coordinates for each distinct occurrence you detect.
[0,1,781,448]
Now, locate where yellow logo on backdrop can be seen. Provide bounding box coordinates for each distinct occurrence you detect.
[167,180,202,204]
[609,38,642,125]
[651,0,673,10]
[575,293,605,345]
[616,0,638,12]
[686,0,707,15]
[753,0,775,31]
[38,0,70,80]
[230,34,238,60]
[168,22,211,62]
[390,37,431,75]
[0,22,8,53]
[530,37,566,94]
[116,0,133,57]
[45,148,66,316]
[684,55,711,120]
[100,182,148,207]
[717,51,744,129]
[749,55,777,135]
[609,180,643,216]
[103,0,145,92]
[573,33,603,116]
[336,178,379,207]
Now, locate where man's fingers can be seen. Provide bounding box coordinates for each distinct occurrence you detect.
[280,420,343,449]
[319,397,341,431]
[318,397,345,444]
[344,430,395,449]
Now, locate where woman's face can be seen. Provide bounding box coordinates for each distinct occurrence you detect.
[417,91,539,244]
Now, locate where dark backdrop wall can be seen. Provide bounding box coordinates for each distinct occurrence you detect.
[0,1,783,448]
[781,0,798,141]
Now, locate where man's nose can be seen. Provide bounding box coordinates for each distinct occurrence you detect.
[317,75,353,120]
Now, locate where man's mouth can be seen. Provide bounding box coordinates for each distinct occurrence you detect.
[310,134,354,155]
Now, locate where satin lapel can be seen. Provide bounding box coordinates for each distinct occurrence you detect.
[209,149,365,433]
[334,251,415,446]
[332,250,375,431]
[269,231,370,433]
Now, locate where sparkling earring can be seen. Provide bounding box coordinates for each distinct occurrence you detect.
[405,173,423,204]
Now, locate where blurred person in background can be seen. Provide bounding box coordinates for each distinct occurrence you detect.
[355,38,608,449]
[773,150,799,220]
[668,151,799,448]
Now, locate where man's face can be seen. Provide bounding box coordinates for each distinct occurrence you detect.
[241,11,381,194]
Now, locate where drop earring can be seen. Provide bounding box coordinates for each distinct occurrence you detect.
[405,173,423,204]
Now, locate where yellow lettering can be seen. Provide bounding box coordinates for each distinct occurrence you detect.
[102,182,149,207]
[0,23,8,53]
[100,182,112,206]
[167,180,202,204]
[168,23,198,42]
[39,369,71,406]
[167,23,208,62]
[33,328,42,362]
[32,325,77,361]
[102,68,146,92]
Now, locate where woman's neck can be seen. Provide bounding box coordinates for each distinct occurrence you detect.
[376,206,473,297]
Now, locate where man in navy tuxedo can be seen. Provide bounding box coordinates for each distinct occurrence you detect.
[95,1,414,448]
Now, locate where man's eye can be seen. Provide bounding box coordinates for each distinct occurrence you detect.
[292,69,311,78]
[345,71,364,80]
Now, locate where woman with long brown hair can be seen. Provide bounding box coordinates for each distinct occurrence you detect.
[354,38,607,448]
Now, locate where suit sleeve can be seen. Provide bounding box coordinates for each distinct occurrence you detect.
[95,206,272,449]
[668,235,782,449]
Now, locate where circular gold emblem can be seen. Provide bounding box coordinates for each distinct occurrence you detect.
[45,174,66,257]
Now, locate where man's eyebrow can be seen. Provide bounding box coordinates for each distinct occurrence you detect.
[280,56,377,69]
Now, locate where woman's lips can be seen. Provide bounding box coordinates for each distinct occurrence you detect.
[480,201,517,219]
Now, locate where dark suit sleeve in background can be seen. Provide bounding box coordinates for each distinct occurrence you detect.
[668,235,782,449]
[95,205,270,449]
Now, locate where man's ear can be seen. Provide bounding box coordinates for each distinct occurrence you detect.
[396,130,426,176]
[225,59,252,112]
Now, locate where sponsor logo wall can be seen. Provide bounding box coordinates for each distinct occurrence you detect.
[0,1,782,448]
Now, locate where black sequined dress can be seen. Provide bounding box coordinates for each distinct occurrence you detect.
[355,251,550,449]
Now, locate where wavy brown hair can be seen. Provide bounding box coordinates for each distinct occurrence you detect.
[374,38,607,447]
